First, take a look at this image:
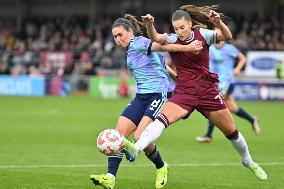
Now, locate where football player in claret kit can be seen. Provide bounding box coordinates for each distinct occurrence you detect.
[90,14,202,189]
[196,39,261,143]
[122,4,267,182]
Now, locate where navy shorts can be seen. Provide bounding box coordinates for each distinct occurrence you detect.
[226,83,235,95]
[121,92,172,126]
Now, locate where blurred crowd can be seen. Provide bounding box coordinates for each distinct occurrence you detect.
[229,11,284,52]
[0,10,283,76]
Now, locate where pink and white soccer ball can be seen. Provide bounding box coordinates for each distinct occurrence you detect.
[97,129,124,155]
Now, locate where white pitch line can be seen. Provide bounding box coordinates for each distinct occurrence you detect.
[0,162,283,169]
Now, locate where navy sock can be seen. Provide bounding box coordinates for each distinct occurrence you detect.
[108,153,123,176]
[235,107,254,124]
[146,146,164,169]
[205,121,214,138]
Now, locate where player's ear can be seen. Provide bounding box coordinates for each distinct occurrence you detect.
[128,28,134,36]
[188,20,192,28]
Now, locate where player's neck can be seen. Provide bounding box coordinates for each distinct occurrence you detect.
[188,31,193,38]
[187,31,193,40]
[184,31,194,43]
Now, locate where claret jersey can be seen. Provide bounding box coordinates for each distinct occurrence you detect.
[165,28,219,89]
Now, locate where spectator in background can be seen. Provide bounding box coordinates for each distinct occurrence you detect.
[275,60,283,79]
[117,70,129,98]
[79,44,97,75]
[28,66,41,76]
[0,46,11,74]
[10,65,22,76]
[49,68,64,96]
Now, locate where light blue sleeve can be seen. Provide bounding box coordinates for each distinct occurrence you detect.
[133,37,152,54]
[164,33,178,44]
[200,28,217,46]
[228,44,240,58]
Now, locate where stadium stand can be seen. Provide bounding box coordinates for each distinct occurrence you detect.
[0,1,283,76]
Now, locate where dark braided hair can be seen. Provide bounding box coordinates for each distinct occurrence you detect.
[172,5,228,30]
[112,14,144,36]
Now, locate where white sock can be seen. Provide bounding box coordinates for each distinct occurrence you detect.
[135,119,165,153]
[230,132,253,166]
[107,173,115,180]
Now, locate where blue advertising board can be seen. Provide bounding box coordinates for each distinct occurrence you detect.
[233,82,284,101]
[245,51,284,77]
[258,83,284,101]
[0,76,45,96]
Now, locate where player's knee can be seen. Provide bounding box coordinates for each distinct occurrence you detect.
[116,129,131,138]
[226,129,239,140]
[156,113,169,128]
[228,105,237,113]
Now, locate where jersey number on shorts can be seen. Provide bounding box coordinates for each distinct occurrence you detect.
[149,99,161,111]
[215,93,223,104]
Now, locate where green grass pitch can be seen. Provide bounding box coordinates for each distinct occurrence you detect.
[0,96,284,189]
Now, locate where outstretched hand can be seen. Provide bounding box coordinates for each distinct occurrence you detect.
[186,40,203,54]
[209,10,221,26]
[141,14,155,26]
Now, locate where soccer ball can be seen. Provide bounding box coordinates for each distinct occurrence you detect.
[97,129,124,155]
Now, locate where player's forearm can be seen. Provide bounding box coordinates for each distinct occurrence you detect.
[216,21,232,41]
[155,43,189,52]
[146,23,157,40]
[166,65,177,81]
[146,23,165,44]
[235,53,246,70]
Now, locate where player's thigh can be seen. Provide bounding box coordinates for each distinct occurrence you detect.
[224,95,238,113]
[160,101,188,124]
[208,108,236,136]
[117,97,146,137]
[115,116,137,138]
[134,92,170,139]
[121,102,145,126]
[143,92,171,120]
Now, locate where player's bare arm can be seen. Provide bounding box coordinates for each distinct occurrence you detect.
[166,65,177,81]
[142,14,167,44]
[209,10,232,42]
[151,40,203,54]
[233,52,246,76]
